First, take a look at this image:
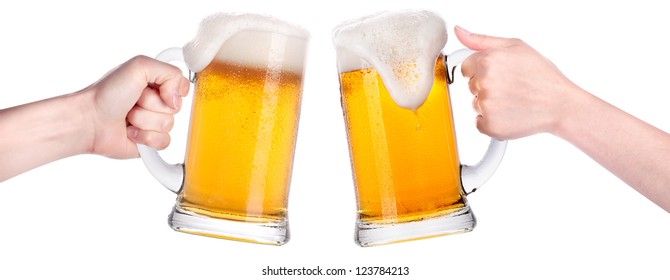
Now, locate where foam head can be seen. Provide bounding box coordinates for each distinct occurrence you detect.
[332,10,447,110]
[183,13,310,73]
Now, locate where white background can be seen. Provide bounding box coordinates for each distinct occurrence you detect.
[1,0,669,279]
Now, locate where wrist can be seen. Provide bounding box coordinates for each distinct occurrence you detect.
[64,89,97,155]
[549,85,599,141]
[0,88,98,180]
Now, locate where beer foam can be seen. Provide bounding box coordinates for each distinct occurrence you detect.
[183,13,310,73]
[332,10,447,110]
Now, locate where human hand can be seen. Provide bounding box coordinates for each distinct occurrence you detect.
[85,56,190,159]
[455,26,583,140]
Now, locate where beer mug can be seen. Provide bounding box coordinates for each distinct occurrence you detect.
[332,10,507,246]
[138,13,309,245]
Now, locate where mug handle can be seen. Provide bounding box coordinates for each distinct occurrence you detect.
[446,48,508,195]
[137,47,187,194]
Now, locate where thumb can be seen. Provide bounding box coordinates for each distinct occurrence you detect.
[455,25,515,51]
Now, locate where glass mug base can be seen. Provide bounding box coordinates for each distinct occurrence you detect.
[355,205,476,247]
[168,205,289,245]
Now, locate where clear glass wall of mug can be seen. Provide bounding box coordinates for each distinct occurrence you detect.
[333,10,506,246]
[138,13,309,245]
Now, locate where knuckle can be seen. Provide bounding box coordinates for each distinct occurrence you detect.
[126,106,141,123]
[477,97,488,110]
[508,37,524,45]
[162,116,175,132]
[477,119,502,139]
[128,55,151,67]
[163,64,182,77]
[475,115,486,132]
[478,98,494,117]
[468,79,478,94]
[139,130,154,144]
[488,122,508,140]
[477,79,493,96]
[156,134,171,150]
[487,124,504,139]
[141,132,170,150]
[475,104,506,139]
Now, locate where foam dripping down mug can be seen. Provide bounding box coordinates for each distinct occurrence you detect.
[332,10,507,246]
[137,13,309,245]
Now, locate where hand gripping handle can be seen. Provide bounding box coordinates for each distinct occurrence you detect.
[446,48,507,195]
[137,47,186,193]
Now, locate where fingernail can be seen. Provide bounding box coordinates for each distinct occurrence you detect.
[172,92,181,111]
[455,25,472,36]
[127,126,139,140]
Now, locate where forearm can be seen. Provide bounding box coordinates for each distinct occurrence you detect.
[554,89,670,212]
[0,92,93,181]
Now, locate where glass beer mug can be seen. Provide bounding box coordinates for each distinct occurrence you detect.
[333,10,507,246]
[138,13,309,245]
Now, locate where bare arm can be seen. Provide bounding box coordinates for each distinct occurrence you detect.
[0,56,189,182]
[456,26,670,212]
[556,89,670,211]
[0,93,92,181]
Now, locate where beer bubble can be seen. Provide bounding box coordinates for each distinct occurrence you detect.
[183,13,310,74]
[332,10,447,111]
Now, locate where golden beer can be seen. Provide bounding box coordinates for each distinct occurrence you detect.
[132,13,310,245]
[177,59,302,223]
[340,54,466,224]
[332,10,506,246]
